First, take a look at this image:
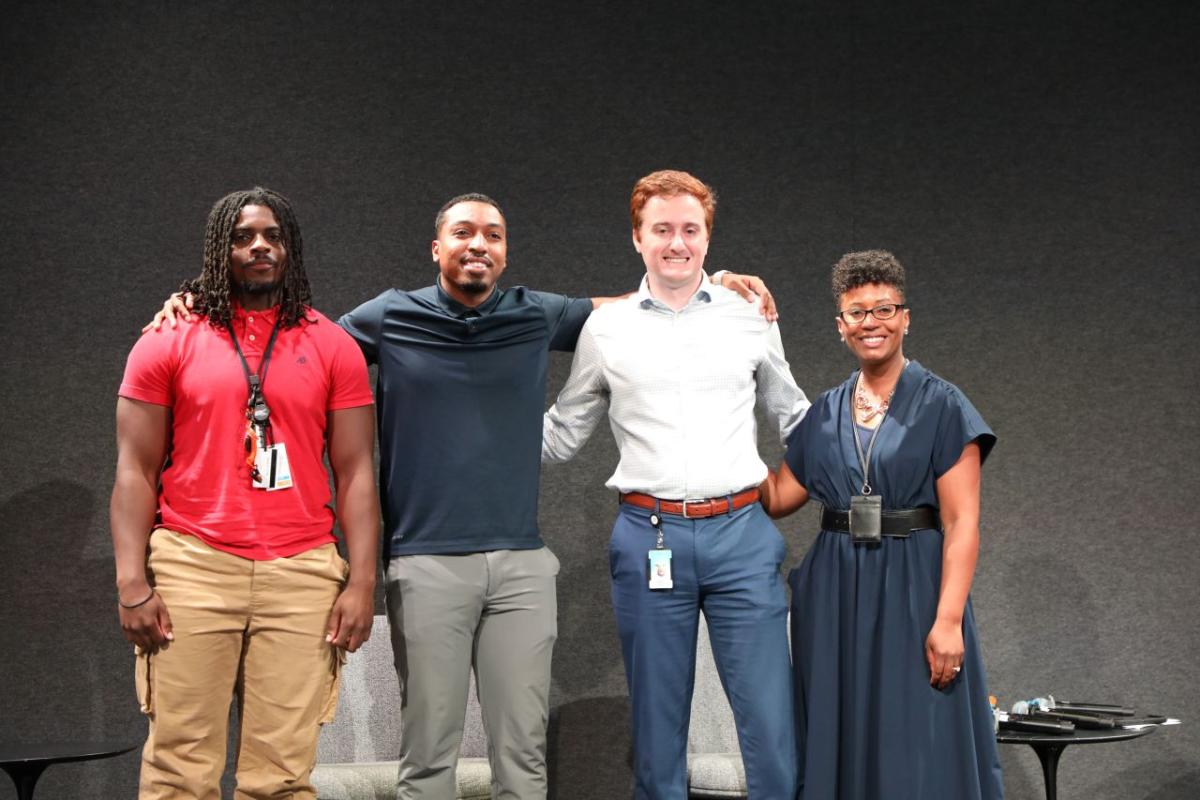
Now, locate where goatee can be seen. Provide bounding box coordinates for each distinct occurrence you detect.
[456,279,489,296]
[240,280,281,296]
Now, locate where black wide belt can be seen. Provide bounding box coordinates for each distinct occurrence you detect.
[820,505,941,538]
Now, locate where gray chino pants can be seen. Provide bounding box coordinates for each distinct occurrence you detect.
[385,547,559,800]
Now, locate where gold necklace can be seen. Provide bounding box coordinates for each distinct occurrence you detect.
[854,360,909,423]
[854,381,893,423]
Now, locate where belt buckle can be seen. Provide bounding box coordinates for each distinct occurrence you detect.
[681,499,693,518]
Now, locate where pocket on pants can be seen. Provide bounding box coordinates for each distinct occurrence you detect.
[318,543,350,584]
[135,647,154,716]
[543,546,561,576]
[318,645,347,724]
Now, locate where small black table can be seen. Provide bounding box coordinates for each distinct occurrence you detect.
[0,741,137,800]
[996,725,1156,800]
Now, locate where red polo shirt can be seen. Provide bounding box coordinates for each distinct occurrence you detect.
[119,305,373,559]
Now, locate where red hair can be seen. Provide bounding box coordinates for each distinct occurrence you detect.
[629,170,716,233]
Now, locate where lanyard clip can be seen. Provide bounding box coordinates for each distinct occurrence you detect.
[649,513,665,550]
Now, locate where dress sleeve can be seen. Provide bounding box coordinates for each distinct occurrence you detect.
[533,291,593,352]
[118,327,179,407]
[782,409,813,489]
[932,383,997,477]
[337,292,389,365]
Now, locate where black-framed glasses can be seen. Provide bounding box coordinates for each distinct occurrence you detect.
[836,303,908,324]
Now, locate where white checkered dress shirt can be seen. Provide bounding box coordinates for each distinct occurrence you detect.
[543,275,810,499]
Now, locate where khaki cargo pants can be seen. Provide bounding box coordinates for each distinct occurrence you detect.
[135,529,346,800]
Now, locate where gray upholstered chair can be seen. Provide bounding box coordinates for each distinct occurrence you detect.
[311,613,757,799]
[685,617,749,798]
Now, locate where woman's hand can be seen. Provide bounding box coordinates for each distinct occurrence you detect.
[759,462,808,518]
[925,617,964,689]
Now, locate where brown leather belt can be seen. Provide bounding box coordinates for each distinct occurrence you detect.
[619,488,761,519]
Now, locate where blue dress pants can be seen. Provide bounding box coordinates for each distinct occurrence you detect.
[609,502,798,800]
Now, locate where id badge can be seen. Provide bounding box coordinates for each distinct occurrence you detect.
[253,442,294,491]
[849,494,881,544]
[648,549,673,589]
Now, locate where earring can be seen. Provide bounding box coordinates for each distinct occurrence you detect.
[839,336,845,342]
[904,328,910,335]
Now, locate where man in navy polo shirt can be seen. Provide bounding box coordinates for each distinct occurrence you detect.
[338,195,588,798]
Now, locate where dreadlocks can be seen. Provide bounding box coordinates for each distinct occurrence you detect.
[181,187,313,329]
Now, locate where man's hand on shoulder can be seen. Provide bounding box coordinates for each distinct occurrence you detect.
[590,291,634,310]
[143,292,196,332]
[713,271,778,322]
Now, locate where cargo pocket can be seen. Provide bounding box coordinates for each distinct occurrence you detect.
[318,646,347,724]
[135,647,154,716]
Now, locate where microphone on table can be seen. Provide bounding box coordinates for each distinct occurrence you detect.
[1011,696,1122,730]
[991,696,1075,734]
[995,710,1076,734]
[1045,697,1135,716]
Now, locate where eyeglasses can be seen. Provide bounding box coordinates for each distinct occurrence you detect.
[836,303,908,324]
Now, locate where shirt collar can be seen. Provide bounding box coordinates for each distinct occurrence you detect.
[636,273,713,311]
[230,301,317,325]
[435,277,504,318]
[231,301,280,323]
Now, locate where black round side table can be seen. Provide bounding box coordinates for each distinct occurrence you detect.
[0,741,137,800]
[996,725,1156,800]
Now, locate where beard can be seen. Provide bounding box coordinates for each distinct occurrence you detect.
[455,277,490,296]
[239,278,281,296]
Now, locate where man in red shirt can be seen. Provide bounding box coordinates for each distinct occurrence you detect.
[110,187,379,799]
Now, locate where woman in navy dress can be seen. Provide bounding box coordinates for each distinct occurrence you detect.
[761,250,1004,799]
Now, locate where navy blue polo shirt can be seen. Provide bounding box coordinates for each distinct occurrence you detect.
[339,283,592,557]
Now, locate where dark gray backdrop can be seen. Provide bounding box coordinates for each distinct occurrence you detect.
[1,1,1196,798]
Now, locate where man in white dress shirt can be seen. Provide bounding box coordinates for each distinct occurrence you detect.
[542,170,809,799]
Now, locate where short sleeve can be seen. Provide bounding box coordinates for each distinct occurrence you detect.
[932,384,996,477]
[324,324,374,411]
[532,291,593,352]
[337,291,389,365]
[118,327,179,406]
[783,409,813,489]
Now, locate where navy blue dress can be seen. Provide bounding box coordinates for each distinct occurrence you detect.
[784,361,1004,800]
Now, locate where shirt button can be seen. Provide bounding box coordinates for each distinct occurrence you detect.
[248,316,254,323]
[249,334,256,341]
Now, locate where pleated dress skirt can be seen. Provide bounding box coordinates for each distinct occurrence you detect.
[788,527,1004,800]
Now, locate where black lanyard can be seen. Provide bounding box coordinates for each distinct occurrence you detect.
[228,314,283,438]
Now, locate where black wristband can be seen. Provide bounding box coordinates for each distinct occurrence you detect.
[119,588,156,609]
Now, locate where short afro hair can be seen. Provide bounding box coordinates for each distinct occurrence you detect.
[831,249,907,302]
[434,193,505,236]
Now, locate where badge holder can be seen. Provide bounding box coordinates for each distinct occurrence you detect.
[246,384,292,492]
[849,493,882,545]
[647,513,673,589]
